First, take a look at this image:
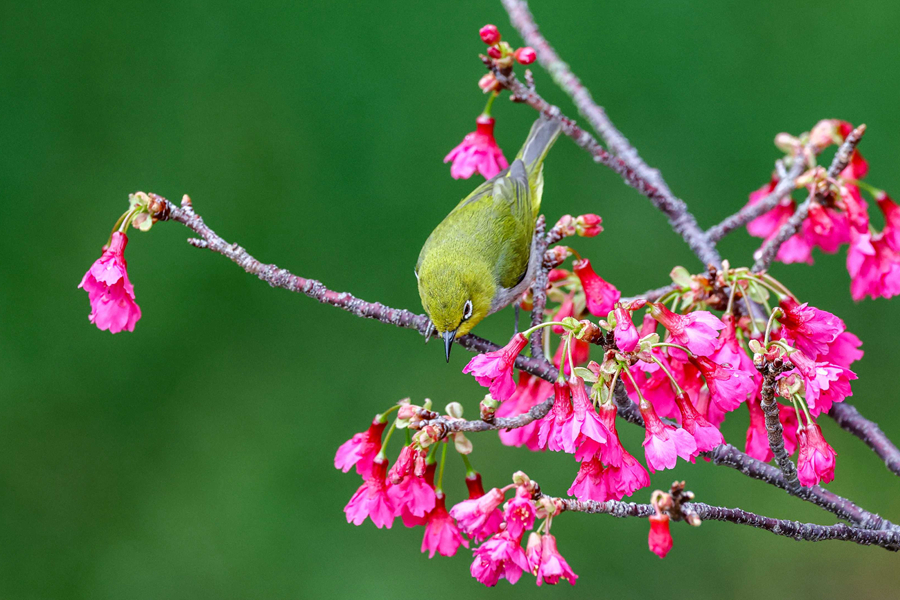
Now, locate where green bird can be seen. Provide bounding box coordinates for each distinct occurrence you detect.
[416,116,562,361]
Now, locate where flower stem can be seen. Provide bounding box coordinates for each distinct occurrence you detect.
[435,441,448,495]
[521,321,569,339]
[460,452,476,478]
[650,355,684,394]
[375,403,401,423]
[764,307,784,347]
[375,419,398,461]
[651,342,693,356]
[481,91,498,118]
[566,332,576,377]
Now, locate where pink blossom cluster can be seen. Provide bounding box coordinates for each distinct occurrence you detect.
[745,119,900,299]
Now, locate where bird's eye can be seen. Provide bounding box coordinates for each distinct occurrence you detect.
[463,300,473,320]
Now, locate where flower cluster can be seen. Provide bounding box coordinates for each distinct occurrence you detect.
[444,24,539,180]
[745,119,900,299]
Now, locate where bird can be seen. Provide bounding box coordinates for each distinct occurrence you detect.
[416,116,562,362]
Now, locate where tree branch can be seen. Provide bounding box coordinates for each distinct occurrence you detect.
[757,359,801,491]
[829,402,900,477]
[488,64,721,269]
[752,125,866,273]
[552,496,899,550]
[529,216,549,359]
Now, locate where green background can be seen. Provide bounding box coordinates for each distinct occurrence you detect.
[2,1,899,598]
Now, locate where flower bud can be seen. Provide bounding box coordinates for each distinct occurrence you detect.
[774,132,800,153]
[575,214,603,237]
[514,46,537,65]
[453,432,473,454]
[544,245,571,268]
[478,73,501,93]
[445,402,464,418]
[553,214,577,237]
[480,24,501,45]
[480,395,499,421]
[548,268,570,282]
[512,471,531,487]
[487,45,503,59]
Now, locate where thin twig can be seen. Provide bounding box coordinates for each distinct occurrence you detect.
[551,497,899,550]
[751,125,866,272]
[757,358,801,491]
[488,64,721,269]
[830,402,900,477]
[529,216,549,359]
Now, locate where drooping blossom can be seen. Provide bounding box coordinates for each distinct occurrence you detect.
[503,486,536,539]
[538,382,575,453]
[797,422,837,487]
[573,259,620,317]
[803,203,849,253]
[533,533,578,586]
[841,184,870,235]
[496,372,550,451]
[344,458,395,529]
[777,296,844,359]
[470,531,530,586]
[78,231,142,333]
[567,377,608,453]
[594,403,624,467]
[640,400,697,472]
[648,514,673,558]
[334,417,387,477]
[878,191,900,252]
[690,355,757,412]
[674,391,724,453]
[388,444,425,484]
[624,351,695,421]
[785,350,856,416]
[388,461,436,527]
[444,115,509,180]
[820,331,864,369]
[710,315,761,386]
[421,494,469,558]
[567,456,606,501]
[463,333,528,401]
[613,306,639,352]
[649,303,725,357]
[450,480,505,541]
[745,181,814,265]
[846,231,900,301]
[567,452,648,502]
[744,396,798,462]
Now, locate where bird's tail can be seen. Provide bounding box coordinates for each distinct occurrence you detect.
[515,116,561,213]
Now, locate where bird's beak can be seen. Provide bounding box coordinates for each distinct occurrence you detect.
[443,329,458,363]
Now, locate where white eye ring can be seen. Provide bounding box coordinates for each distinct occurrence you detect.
[463,300,473,320]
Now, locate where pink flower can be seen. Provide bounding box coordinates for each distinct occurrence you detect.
[388,444,425,484]
[344,458,395,529]
[746,184,814,265]
[605,452,651,500]
[573,259,620,317]
[847,231,900,300]
[534,533,578,586]
[567,377,608,451]
[421,494,469,558]
[648,514,673,558]
[614,306,639,352]
[78,232,142,333]
[649,303,725,357]
[640,400,697,472]
[334,417,386,477]
[840,184,870,236]
[786,350,856,417]
[451,480,505,541]
[802,203,849,253]
[503,486,536,539]
[595,403,624,467]
[878,191,900,252]
[777,296,844,359]
[744,397,799,462]
[820,331,863,369]
[538,382,575,453]
[690,355,757,412]
[444,116,509,180]
[388,462,437,527]
[496,372,550,451]
[710,315,761,386]
[567,456,607,501]
[470,531,530,586]
[463,333,528,401]
[674,391,723,453]
[797,422,837,487]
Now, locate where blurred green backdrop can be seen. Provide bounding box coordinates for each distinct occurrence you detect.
[2,1,900,598]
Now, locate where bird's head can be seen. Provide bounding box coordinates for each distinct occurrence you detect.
[416,256,496,362]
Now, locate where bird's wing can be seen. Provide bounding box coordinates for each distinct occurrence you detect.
[485,160,534,289]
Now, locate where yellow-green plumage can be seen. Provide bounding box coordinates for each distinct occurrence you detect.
[416,116,562,356]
